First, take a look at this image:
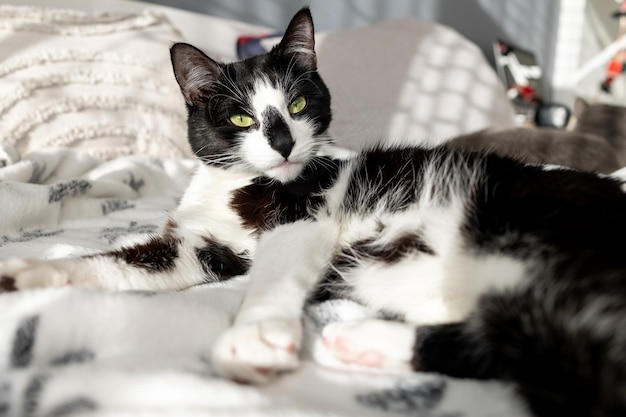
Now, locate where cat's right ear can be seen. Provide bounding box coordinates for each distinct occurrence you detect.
[170,43,222,106]
[274,7,317,69]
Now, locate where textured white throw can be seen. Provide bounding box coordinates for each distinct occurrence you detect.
[0,145,529,416]
[0,5,192,161]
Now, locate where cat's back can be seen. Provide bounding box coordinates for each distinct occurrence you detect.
[465,151,626,268]
[331,145,472,214]
[332,144,626,259]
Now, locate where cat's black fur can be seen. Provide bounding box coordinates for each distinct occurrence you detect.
[230,156,341,232]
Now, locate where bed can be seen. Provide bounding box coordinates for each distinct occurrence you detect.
[0,2,529,416]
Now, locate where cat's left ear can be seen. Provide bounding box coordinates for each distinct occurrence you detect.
[170,43,222,106]
[573,97,590,120]
[274,7,317,69]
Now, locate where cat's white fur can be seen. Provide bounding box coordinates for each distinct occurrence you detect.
[175,164,257,253]
[211,219,336,381]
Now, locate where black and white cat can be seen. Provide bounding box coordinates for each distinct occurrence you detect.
[1,8,626,417]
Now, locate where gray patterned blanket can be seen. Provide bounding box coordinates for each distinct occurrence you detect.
[0,145,527,417]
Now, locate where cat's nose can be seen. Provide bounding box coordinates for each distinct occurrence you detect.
[272,135,294,159]
[263,106,294,159]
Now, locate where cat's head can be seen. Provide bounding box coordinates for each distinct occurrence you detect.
[574,98,626,149]
[170,8,331,183]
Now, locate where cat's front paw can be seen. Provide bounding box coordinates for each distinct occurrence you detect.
[211,319,302,384]
[0,258,71,291]
[321,319,415,371]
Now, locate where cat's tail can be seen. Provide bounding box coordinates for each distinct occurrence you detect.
[415,283,626,417]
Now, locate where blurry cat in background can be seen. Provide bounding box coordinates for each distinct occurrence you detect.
[447,98,626,174]
[574,98,626,165]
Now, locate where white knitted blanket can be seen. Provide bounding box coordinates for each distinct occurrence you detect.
[0,146,529,417]
[0,4,191,161]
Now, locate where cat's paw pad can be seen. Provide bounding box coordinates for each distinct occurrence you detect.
[321,319,415,371]
[0,258,71,291]
[211,319,302,384]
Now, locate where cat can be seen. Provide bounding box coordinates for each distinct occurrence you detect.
[445,98,626,174]
[1,7,626,417]
[445,126,621,174]
[573,98,626,166]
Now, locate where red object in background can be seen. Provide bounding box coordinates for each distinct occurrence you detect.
[494,39,543,105]
[608,56,625,76]
[508,84,539,104]
[518,84,538,102]
[601,49,626,92]
[603,1,626,92]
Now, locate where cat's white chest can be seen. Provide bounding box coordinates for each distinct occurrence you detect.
[174,164,257,253]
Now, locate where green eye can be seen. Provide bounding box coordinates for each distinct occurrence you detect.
[288,96,307,114]
[229,114,255,128]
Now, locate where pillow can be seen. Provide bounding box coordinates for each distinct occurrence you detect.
[314,19,517,150]
[0,5,193,160]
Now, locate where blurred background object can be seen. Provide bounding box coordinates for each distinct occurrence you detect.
[141,0,625,117]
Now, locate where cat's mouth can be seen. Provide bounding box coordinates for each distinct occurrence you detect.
[267,160,305,182]
[273,160,299,169]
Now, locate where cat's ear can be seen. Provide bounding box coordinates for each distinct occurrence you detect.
[170,43,222,106]
[274,7,317,69]
[573,97,590,119]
